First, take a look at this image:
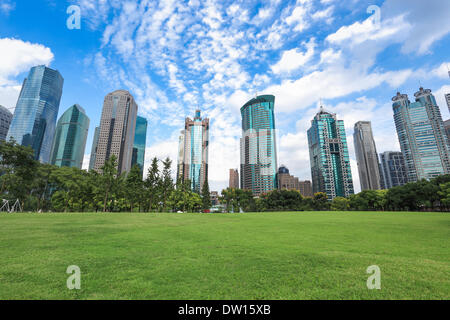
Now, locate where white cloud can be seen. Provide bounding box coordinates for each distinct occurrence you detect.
[0,38,54,110]
[271,38,316,74]
[0,0,15,15]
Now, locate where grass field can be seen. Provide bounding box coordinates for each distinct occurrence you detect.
[0,211,448,300]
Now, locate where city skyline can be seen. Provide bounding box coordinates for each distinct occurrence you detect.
[1,0,450,192]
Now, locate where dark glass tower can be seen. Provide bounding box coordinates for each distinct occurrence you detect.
[7,65,64,163]
[88,126,100,171]
[131,116,148,177]
[308,108,354,199]
[240,95,278,196]
[50,104,90,169]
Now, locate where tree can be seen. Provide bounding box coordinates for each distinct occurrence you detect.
[313,192,330,211]
[331,197,350,211]
[159,157,174,212]
[125,165,144,212]
[98,155,119,212]
[201,179,211,211]
[144,157,160,212]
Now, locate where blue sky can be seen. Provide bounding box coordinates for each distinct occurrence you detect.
[1,0,450,192]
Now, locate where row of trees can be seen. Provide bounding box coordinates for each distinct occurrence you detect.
[221,175,450,212]
[0,141,211,213]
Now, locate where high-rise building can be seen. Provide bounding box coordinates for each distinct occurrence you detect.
[444,119,450,143]
[7,65,64,162]
[177,110,209,193]
[353,121,382,191]
[93,90,138,175]
[240,95,278,196]
[0,105,13,141]
[392,88,450,182]
[446,94,450,113]
[277,165,313,197]
[229,169,239,189]
[88,126,100,171]
[131,116,148,177]
[308,108,354,200]
[50,104,89,169]
[379,151,408,189]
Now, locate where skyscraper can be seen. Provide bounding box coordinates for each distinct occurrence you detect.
[353,121,382,191]
[308,108,354,199]
[93,90,138,175]
[240,95,278,196]
[229,169,239,189]
[0,105,13,141]
[392,88,450,182]
[445,94,450,113]
[444,119,450,143]
[50,104,89,169]
[7,65,64,162]
[88,126,100,171]
[379,151,408,189]
[131,116,148,177]
[177,110,209,193]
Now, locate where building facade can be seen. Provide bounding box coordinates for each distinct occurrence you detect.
[307,108,354,200]
[353,121,382,191]
[93,90,138,175]
[229,169,239,189]
[88,126,100,171]
[177,110,209,193]
[277,165,313,197]
[392,88,450,182]
[240,95,278,196]
[446,94,450,113]
[131,116,148,177]
[0,105,13,141]
[444,119,450,144]
[7,65,64,163]
[50,104,89,168]
[379,151,408,189]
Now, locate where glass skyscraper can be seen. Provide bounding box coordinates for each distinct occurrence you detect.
[308,108,354,199]
[379,151,408,189]
[240,95,278,196]
[392,88,450,182]
[7,65,64,163]
[0,105,13,141]
[177,110,209,193]
[131,116,148,177]
[50,104,90,169]
[353,121,382,190]
[88,126,100,171]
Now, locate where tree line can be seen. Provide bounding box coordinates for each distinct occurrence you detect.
[0,140,211,213]
[1,140,449,213]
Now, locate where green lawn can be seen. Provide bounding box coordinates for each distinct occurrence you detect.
[0,211,448,300]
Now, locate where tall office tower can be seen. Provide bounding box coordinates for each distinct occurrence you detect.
[88,126,100,171]
[353,121,382,191]
[93,90,138,175]
[379,151,408,189]
[392,88,450,182]
[7,65,64,162]
[177,110,209,193]
[444,119,450,143]
[446,94,450,113]
[308,108,354,200]
[131,116,148,177]
[0,105,13,141]
[240,95,278,196]
[50,104,89,169]
[229,169,239,189]
[277,165,313,197]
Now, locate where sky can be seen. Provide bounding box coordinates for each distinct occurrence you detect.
[0,0,450,193]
